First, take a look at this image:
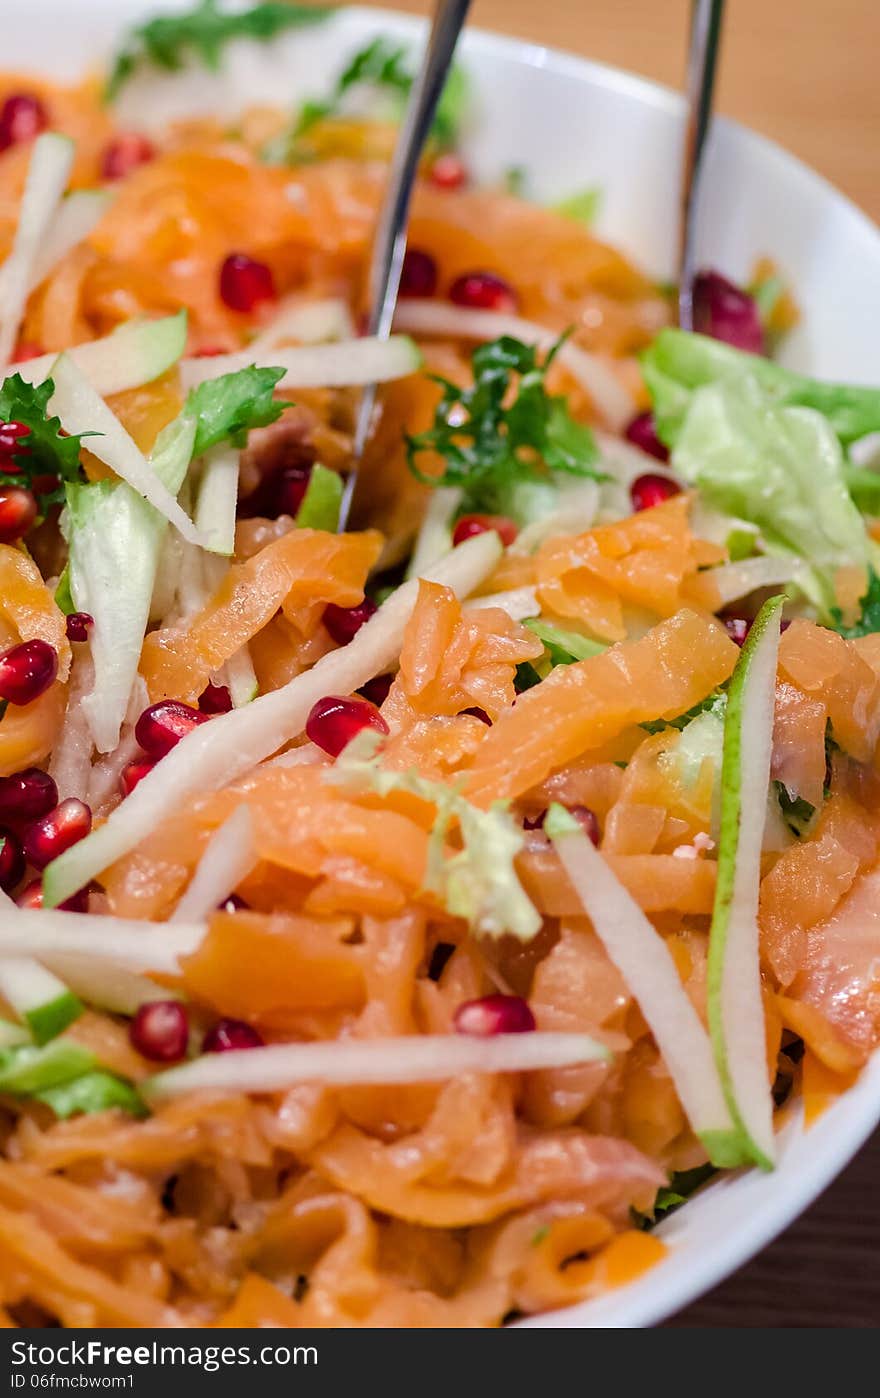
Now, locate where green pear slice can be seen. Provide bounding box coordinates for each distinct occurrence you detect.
[708,595,784,1170]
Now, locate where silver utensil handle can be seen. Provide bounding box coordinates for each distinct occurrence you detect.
[365,0,472,342]
[678,0,725,331]
[339,0,472,528]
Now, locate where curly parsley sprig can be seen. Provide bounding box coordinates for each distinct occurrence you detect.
[406,334,602,519]
[0,374,86,512]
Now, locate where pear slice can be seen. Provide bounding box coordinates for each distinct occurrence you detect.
[708,595,784,1170]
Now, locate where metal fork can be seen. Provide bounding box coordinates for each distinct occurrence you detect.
[678,0,726,330]
[337,0,472,531]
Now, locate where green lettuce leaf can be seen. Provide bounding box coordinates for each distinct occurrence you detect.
[294,462,342,531]
[106,0,332,101]
[327,731,540,941]
[642,328,880,449]
[524,619,606,667]
[186,365,286,456]
[830,565,880,638]
[672,374,870,612]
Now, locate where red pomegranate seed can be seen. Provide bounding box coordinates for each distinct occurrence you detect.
[399,248,437,298]
[12,341,43,363]
[218,892,248,912]
[0,828,24,892]
[65,611,93,644]
[203,1017,264,1052]
[13,877,89,911]
[323,598,377,646]
[629,473,682,513]
[130,1000,189,1062]
[429,152,467,189]
[274,465,312,518]
[15,876,89,912]
[198,681,233,714]
[100,132,155,181]
[119,758,156,797]
[0,639,58,706]
[358,673,393,707]
[692,270,765,355]
[194,344,229,358]
[454,994,536,1036]
[135,700,210,759]
[449,271,517,313]
[0,486,37,543]
[452,513,518,548]
[0,767,57,821]
[0,94,48,152]
[624,411,669,463]
[305,695,389,758]
[723,616,751,647]
[219,253,276,313]
[524,804,599,845]
[461,706,491,725]
[0,421,32,457]
[22,797,92,870]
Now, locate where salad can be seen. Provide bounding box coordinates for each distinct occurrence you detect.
[0,0,877,1330]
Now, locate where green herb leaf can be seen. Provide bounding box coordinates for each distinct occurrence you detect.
[35,1070,147,1120]
[407,335,600,520]
[553,186,602,227]
[635,1164,716,1230]
[829,565,880,638]
[277,35,468,162]
[775,782,816,838]
[106,0,332,100]
[0,374,86,511]
[185,365,286,456]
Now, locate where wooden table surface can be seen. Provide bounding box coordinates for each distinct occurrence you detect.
[357,0,880,1327]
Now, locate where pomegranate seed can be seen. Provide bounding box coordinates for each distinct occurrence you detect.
[0,767,57,821]
[100,132,155,181]
[399,248,437,298]
[135,700,210,759]
[194,344,229,358]
[461,706,491,725]
[0,639,58,706]
[0,94,48,152]
[219,253,276,313]
[429,152,467,189]
[119,758,156,797]
[629,473,682,513]
[692,270,765,355]
[130,1000,189,1062]
[454,994,536,1036]
[723,616,751,647]
[22,797,92,870]
[524,805,599,844]
[198,681,233,714]
[358,673,393,707]
[624,411,669,463]
[452,513,518,548]
[65,611,93,644]
[0,421,32,457]
[0,486,37,543]
[0,828,24,892]
[274,465,312,518]
[203,1018,264,1052]
[449,271,517,313]
[218,893,248,912]
[323,598,377,646]
[305,695,389,758]
[12,341,43,363]
[14,877,88,911]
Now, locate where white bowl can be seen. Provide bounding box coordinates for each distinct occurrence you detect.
[9,0,880,1329]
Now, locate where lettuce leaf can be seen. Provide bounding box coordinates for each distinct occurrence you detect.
[642,328,880,449]
[672,374,870,612]
[524,619,606,667]
[327,731,540,941]
[35,1070,146,1119]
